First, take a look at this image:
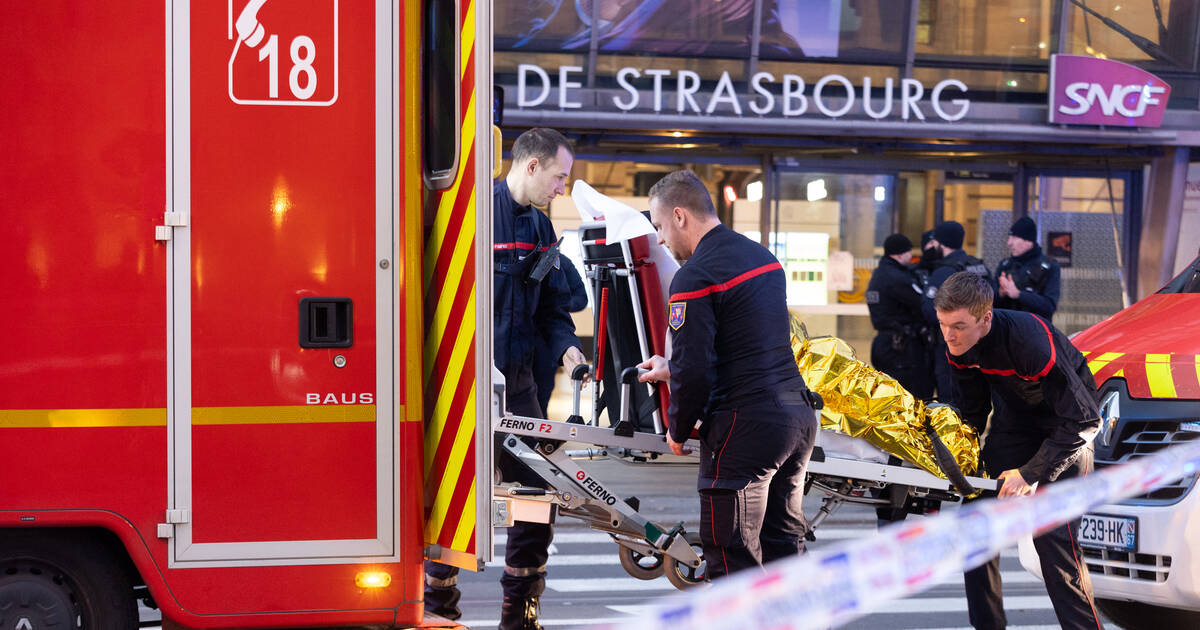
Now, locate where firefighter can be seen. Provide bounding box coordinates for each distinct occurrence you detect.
[425,128,586,630]
[636,170,818,579]
[867,233,934,402]
[934,271,1101,630]
[994,216,1061,320]
[920,220,991,403]
[534,260,589,416]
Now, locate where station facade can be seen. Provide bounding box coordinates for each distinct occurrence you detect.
[492,0,1200,352]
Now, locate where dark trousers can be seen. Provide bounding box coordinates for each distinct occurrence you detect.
[697,396,817,580]
[963,452,1101,630]
[425,363,553,616]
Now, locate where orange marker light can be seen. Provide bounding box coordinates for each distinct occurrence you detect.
[355,571,392,588]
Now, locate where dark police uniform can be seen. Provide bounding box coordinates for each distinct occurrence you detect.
[994,244,1061,320]
[949,309,1101,630]
[867,255,934,401]
[666,224,818,579]
[921,250,991,404]
[425,179,580,621]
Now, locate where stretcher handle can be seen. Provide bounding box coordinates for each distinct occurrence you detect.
[613,367,643,438]
[570,364,591,420]
[620,367,641,385]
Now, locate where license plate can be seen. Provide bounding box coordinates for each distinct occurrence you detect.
[1078,513,1137,552]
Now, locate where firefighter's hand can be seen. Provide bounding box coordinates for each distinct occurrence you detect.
[562,346,590,382]
[637,355,670,384]
[997,468,1034,498]
[666,432,691,456]
[998,273,1020,299]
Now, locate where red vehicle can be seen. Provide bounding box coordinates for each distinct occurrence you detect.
[0,1,493,627]
[1018,255,1200,629]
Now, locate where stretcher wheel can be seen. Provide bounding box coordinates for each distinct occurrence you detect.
[618,545,665,580]
[664,532,707,590]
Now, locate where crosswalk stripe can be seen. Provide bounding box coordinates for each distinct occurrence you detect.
[457,617,630,627]
[606,594,1054,616]
[486,553,620,568]
[546,570,1038,593]
[496,528,1025,549]
[461,596,1056,629]
[857,594,1054,613]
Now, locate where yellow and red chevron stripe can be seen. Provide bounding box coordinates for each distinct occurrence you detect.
[422,0,480,569]
[1082,350,1200,399]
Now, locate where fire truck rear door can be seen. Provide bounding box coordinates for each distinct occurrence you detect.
[165,0,401,565]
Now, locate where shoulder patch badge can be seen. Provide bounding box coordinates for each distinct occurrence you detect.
[668,302,687,330]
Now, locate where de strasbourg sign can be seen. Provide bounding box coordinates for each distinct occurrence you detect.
[1049,54,1170,127]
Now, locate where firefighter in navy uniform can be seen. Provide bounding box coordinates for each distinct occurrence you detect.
[920,220,991,403]
[425,128,586,630]
[637,170,818,579]
[994,216,1061,320]
[934,272,1101,630]
[867,233,934,402]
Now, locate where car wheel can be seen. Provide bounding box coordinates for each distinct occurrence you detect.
[0,532,138,630]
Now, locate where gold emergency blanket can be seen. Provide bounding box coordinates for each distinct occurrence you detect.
[789,320,984,481]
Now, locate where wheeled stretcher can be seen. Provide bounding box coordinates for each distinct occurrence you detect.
[491,219,998,590]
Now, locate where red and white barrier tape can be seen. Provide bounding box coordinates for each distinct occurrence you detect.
[591,439,1200,630]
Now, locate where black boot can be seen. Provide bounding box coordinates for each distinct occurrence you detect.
[498,594,543,630]
[424,562,462,621]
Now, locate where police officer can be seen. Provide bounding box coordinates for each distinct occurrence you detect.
[867,233,934,401]
[920,220,991,403]
[912,228,939,289]
[934,272,1101,630]
[636,170,818,579]
[994,216,1061,320]
[425,128,586,630]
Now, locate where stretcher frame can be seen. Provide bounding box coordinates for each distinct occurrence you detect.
[491,224,998,589]
[492,372,999,589]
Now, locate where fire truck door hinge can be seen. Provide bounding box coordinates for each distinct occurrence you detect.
[156,211,188,241]
[157,509,190,539]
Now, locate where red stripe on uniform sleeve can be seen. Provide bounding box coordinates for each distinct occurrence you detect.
[669,262,782,301]
[494,241,537,251]
[1029,314,1056,380]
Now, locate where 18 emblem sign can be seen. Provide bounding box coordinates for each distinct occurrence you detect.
[228,0,339,106]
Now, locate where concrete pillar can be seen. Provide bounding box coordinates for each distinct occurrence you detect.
[1138,147,1190,298]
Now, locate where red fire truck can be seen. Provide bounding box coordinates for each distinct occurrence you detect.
[1,1,494,627]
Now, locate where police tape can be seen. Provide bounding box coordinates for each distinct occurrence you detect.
[591,439,1200,630]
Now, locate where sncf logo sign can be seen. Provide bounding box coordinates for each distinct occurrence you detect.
[1049,54,1171,127]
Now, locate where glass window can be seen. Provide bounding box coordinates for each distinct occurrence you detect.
[594,55,747,84]
[1063,0,1200,72]
[496,0,754,57]
[494,0,589,52]
[912,66,1048,102]
[760,171,898,360]
[976,175,1128,335]
[759,0,907,61]
[943,179,1014,257]
[755,61,902,84]
[915,0,1055,62]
